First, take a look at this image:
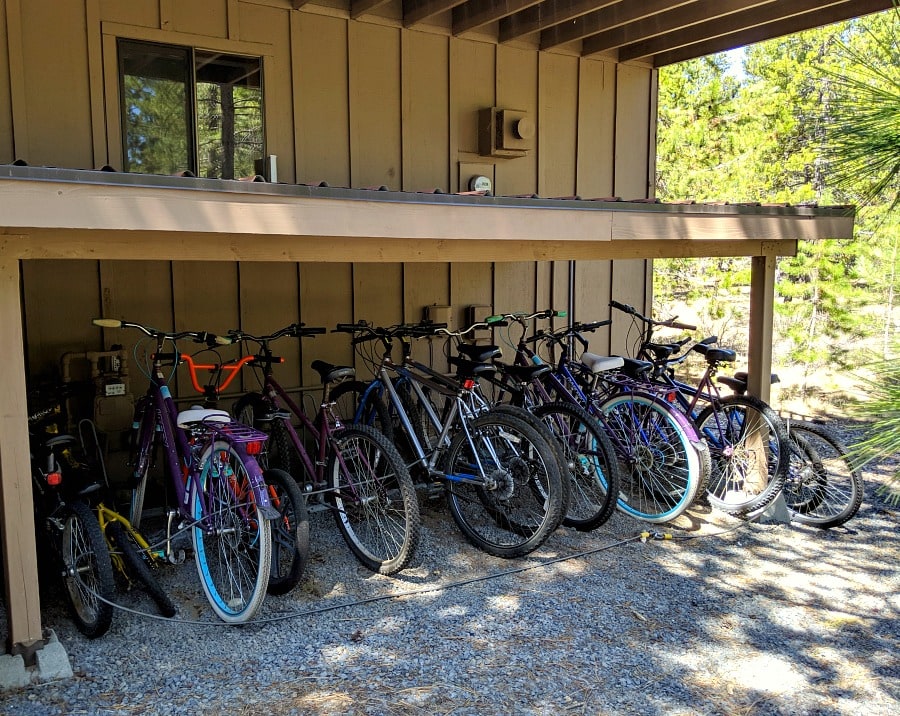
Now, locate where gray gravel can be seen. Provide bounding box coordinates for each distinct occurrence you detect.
[2,448,898,716]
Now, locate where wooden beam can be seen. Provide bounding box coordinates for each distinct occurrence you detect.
[616,0,861,62]
[541,0,698,50]
[748,253,777,402]
[0,250,44,652]
[453,0,543,36]
[651,0,894,66]
[577,0,778,55]
[501,0,617,44]
[291,0,313,9]
[351,0,393,20]
[404,0,466,27]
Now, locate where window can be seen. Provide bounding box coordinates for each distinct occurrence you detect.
[118,40,264,179]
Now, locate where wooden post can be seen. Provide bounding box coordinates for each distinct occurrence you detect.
[748,252,777,403]
[0,253,44,653]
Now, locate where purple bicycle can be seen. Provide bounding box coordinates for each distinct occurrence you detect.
[93,318,277,623]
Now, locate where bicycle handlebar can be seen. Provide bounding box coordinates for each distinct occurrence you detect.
[227,323,326,343]
[92,318,230,346]
[609,300,696,332]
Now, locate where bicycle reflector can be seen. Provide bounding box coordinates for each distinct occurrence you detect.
[46,471,63,486]
[245,440,263,456]
[666,391,677,403]
[463,378,476,390]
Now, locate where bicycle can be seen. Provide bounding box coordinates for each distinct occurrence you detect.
[175,347,309,595]
[449,311,621,532]
[332,320,566,558]
[491,311,704,524]
[717,373,864,527]
[27,381,115,638]
[611,300,790,516]
[227,323,420,576]
[92,318,276,624]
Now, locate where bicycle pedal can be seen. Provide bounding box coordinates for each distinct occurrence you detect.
[425,482,445,500]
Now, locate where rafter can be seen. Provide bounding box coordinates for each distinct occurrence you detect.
[650,0,893,65]
[404,0,467,27]
[500,0,617,44]
[454,0,544,36]
[351,0,393,20]
[615,0,859,61]
[540,0,699,50]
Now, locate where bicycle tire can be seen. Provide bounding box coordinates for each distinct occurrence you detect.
[328,424,420,574]
[128,396,157,529]
[597,392,700,523]
[61,500,116,638]
[107,520,177,617]
[263,467,310,595]
[192,440,272,623]
[442,412,565,558]
[532,401,621,531]
[330,380,394,442]
[697,394,789,515]
[783,421,863,528]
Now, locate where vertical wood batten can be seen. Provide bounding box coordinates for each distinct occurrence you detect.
[0,251,43,650]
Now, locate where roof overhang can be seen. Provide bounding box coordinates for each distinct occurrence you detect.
[0,165,854,262]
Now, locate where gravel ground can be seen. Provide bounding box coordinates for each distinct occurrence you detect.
[2,431,898,716]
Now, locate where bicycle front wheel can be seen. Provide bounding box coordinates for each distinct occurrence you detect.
[442,412,565,558]
[598,393,700,523]
[263,468,309,595]
[107,520,177,617]
[532,401,620,531]
[192,441,272,623]
[61,500,115,638]
[783,421,863,528]
[328,424,420,574]
[697,395,788,515]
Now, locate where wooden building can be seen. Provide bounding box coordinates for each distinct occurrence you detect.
[0,0,884,665]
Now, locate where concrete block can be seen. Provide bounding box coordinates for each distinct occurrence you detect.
[0,652,32,690]
[34,630,73,681]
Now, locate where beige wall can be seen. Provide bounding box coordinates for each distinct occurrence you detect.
[2,0,654,381]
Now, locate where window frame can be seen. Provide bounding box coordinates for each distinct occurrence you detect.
[98,23,274,177]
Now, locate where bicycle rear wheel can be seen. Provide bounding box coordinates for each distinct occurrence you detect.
[61,500,115,638]
[328,424,420,574]
[192,441,272,623]
[442,412,565,558]
[697,395,788,515]
[107,520,177,617]
[783,421,863,528]
[263,468,309,595]
[598,392,700,523]
[532,401,620,531]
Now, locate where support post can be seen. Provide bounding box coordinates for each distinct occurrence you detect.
[0,254,44,655]
[748,253,777,403]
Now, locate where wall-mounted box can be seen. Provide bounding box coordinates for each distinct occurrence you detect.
[478,108,534,158]
[466,305,494,328]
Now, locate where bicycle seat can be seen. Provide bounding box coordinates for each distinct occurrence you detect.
[644,342,680,361]
[620,357,653,380]
[692,343,736,364]
[176,407,231,428]
[496,363,550,382]
[581,353,625,374]
[457,343,501,362]
[310,359,355,384]
[447,355,496,379]
[734,370,780,385]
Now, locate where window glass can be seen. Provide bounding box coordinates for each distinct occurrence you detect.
[118,40,263,179]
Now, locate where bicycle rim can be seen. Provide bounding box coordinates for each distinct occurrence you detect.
[443,413,564,558]
[783,422,863,528]
[599,393,699,523]
[192,441,272,623]
[329,424,420,575]
[698,395,788,515]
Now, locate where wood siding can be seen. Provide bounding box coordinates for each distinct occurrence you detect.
[1,0,654,382]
